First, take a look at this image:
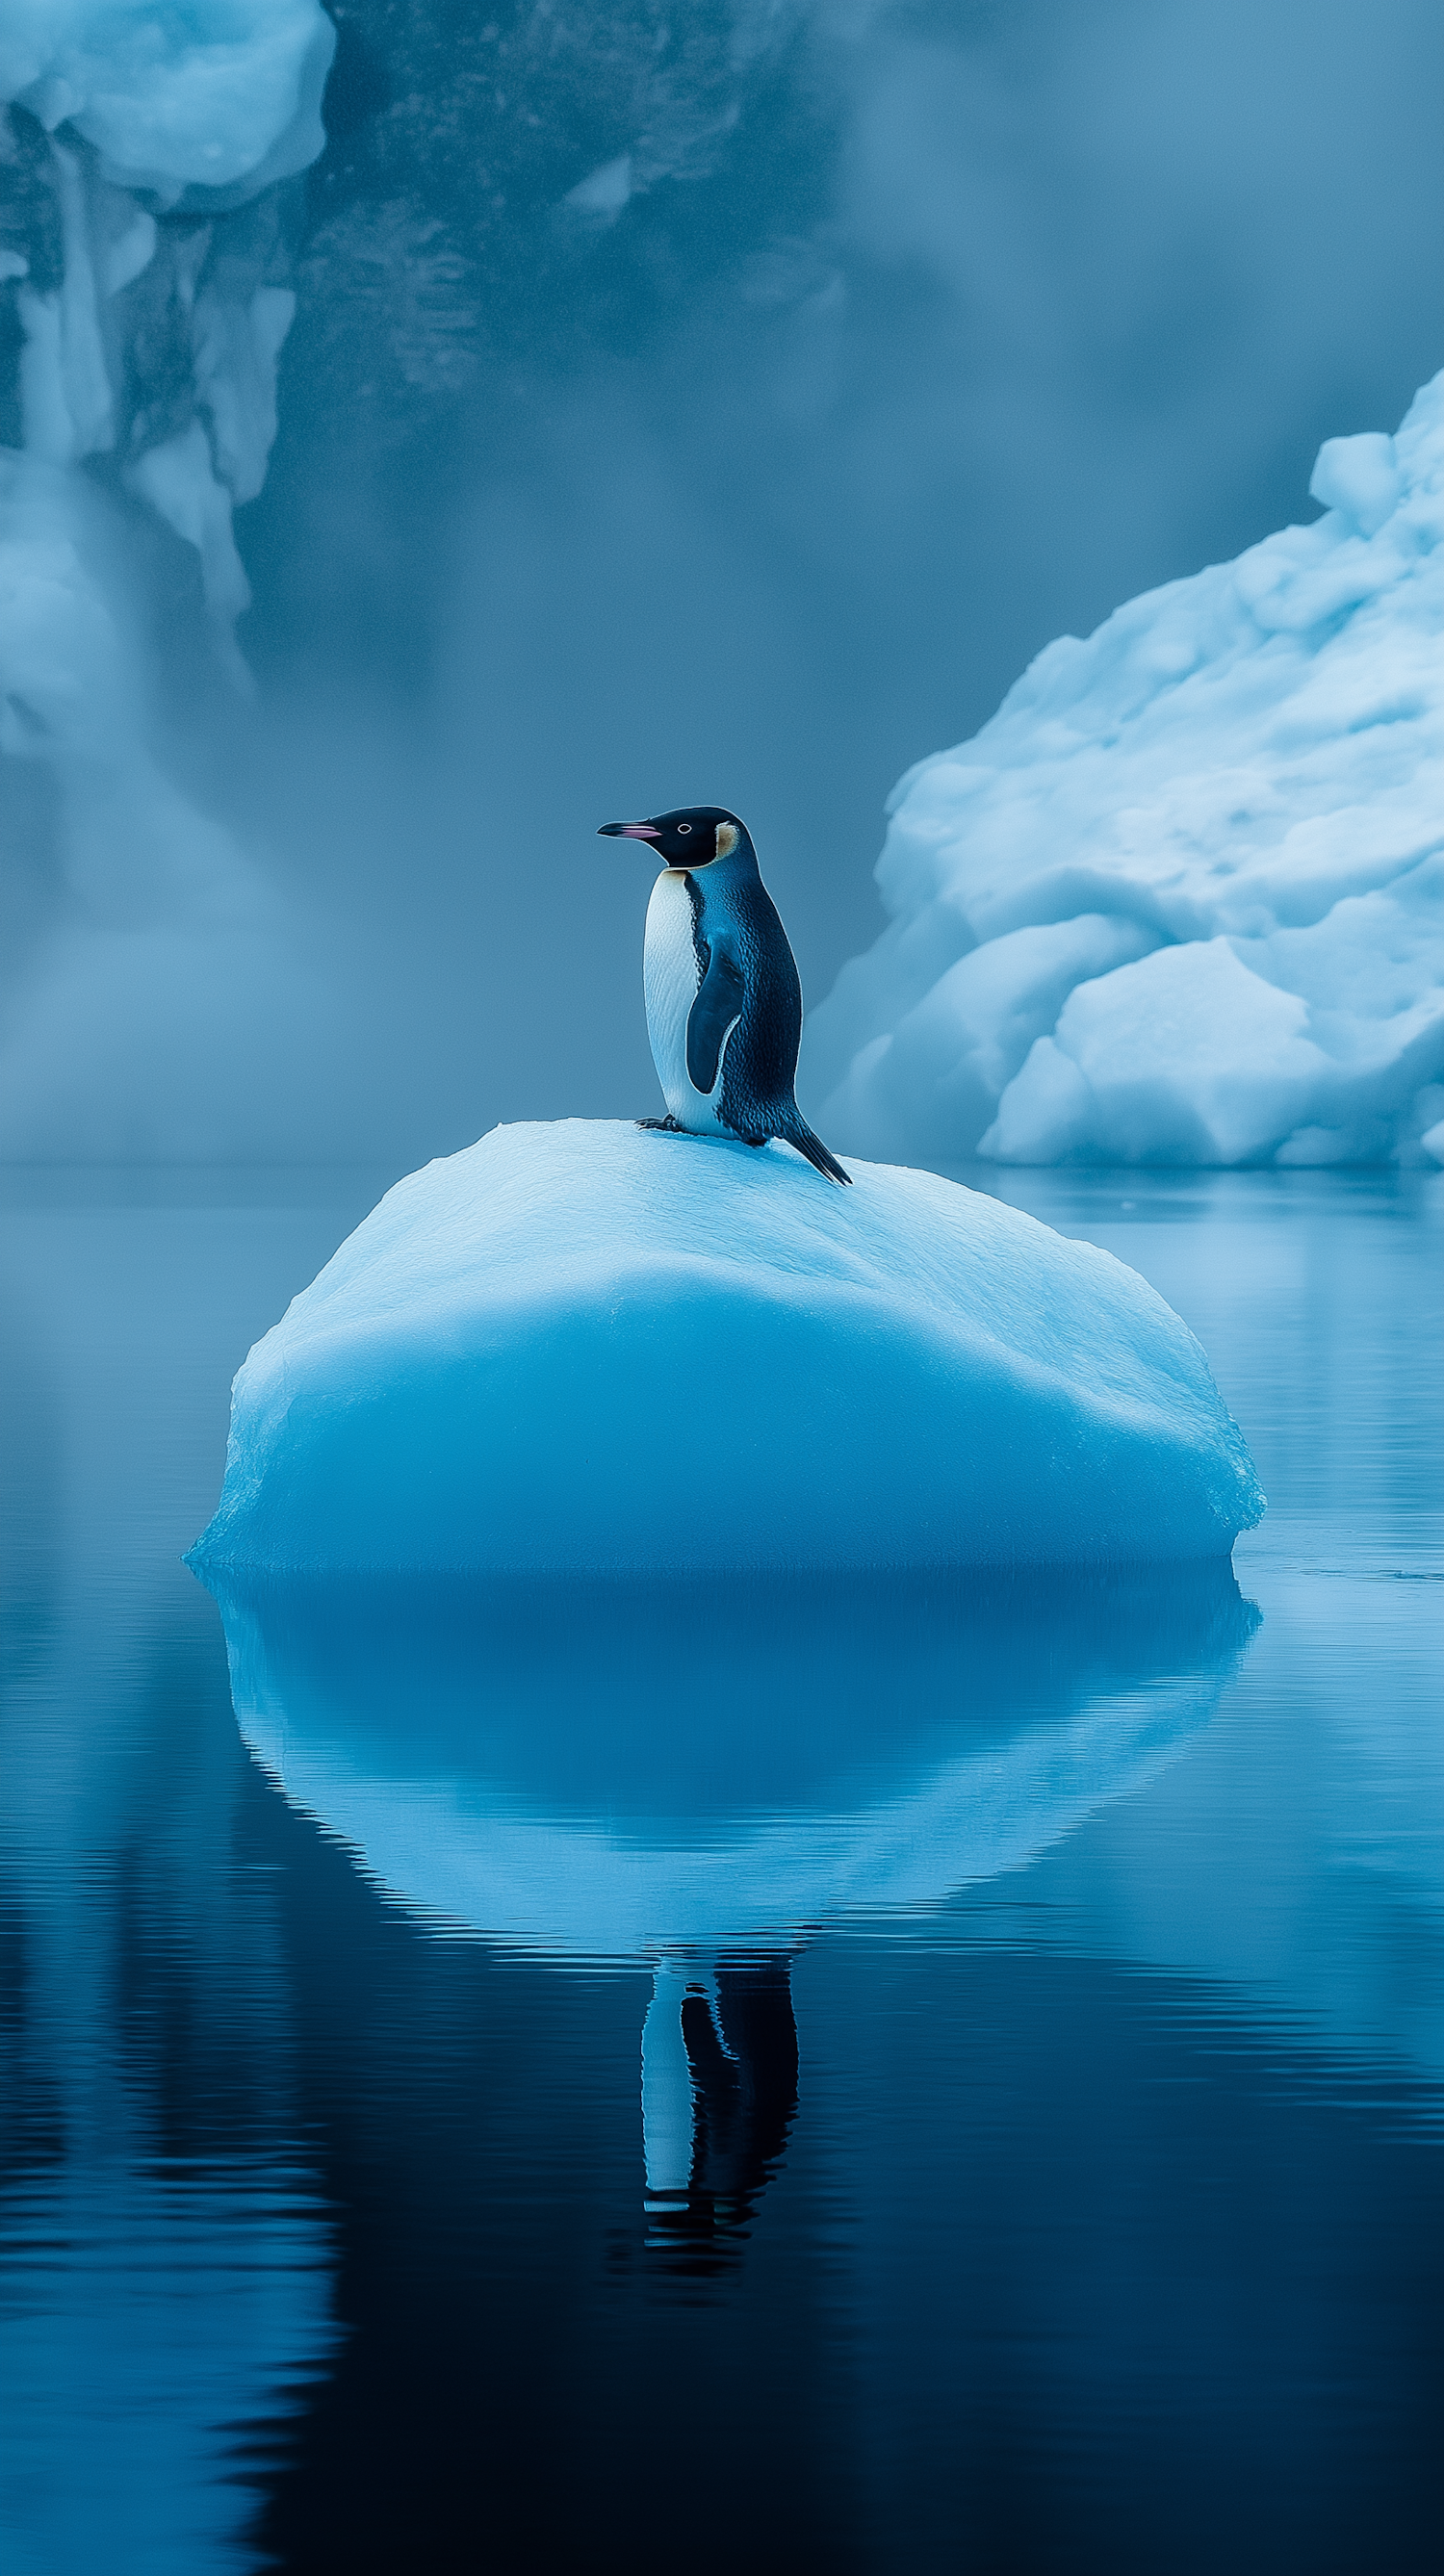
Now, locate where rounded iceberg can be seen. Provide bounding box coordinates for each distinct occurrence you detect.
[190,1121,1263,1575]
[808,371,1444,1171]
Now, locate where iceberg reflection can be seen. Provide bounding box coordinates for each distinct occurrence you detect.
[209,1566,1258,2256]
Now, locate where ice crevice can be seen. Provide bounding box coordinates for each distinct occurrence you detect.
[805,376,1444,1169]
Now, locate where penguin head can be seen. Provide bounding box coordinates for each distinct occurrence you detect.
[597,806,746,868]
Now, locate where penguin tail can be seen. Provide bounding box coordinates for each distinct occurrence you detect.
[782,1114,852,1186]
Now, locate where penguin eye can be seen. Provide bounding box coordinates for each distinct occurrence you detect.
[677,823,692,835]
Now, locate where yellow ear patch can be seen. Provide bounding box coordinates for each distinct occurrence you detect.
[714,821,739,858]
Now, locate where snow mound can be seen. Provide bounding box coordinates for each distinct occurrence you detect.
[1,0,334,202]
[190,1121,1262,1575]
[807,373,1444,1169]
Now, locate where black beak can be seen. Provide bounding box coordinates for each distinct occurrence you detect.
[598,819,662,839]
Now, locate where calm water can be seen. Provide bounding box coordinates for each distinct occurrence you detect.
[1,1164,1439,2575]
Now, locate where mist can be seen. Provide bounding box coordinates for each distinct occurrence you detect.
[3,0,1441,1165]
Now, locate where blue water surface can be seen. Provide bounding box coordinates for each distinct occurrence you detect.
[1,1164,1439,2574]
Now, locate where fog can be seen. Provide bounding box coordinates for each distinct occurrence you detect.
[3,0,1441,1164]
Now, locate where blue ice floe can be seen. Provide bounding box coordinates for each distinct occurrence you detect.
[190,1119,1262,1576]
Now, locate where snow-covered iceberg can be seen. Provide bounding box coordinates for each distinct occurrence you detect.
[807,373,1444,1169]
[190,1121,1262,1575]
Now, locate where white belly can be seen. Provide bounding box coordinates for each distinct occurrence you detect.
[643,870,733,1132]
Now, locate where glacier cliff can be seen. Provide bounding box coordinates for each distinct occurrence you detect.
[0,1,341,1157]
[807,373,1444,1170]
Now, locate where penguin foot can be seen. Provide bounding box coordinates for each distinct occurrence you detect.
[635,1115,689,1134]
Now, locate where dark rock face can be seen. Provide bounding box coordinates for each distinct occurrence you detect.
[250,0,833,674]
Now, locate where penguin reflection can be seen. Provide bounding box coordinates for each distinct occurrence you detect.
[641,1957,799,2273]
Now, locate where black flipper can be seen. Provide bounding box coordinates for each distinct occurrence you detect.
[686,943,746,1095]
[781,1114,852,1185]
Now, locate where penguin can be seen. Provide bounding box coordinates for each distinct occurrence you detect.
[597,805,851,1184]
